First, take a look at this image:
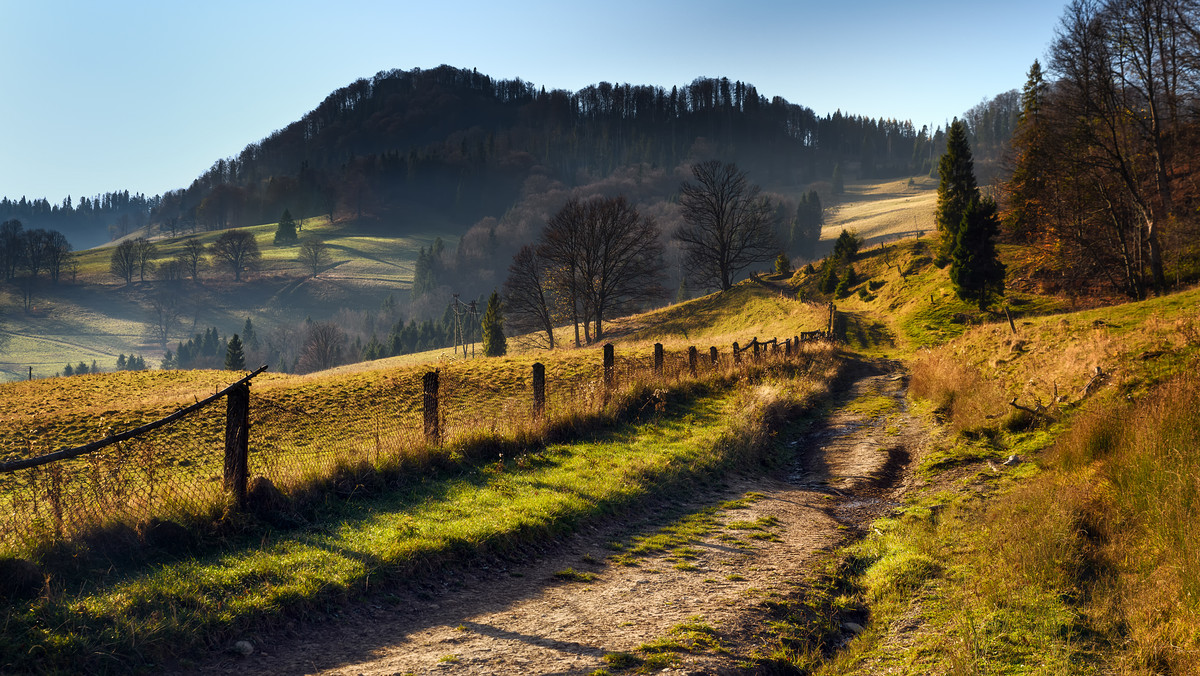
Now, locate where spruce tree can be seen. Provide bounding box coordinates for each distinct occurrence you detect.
[242,317,258,351]
[481,290,506,357]
[774,252,792,276]
[224,334,246,370]
[832,163,844,194]
[274,209,298,245]
[935,119,978,264]
[949,197,1006,311]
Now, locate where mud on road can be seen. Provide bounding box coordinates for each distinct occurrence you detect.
[182,359,923,676]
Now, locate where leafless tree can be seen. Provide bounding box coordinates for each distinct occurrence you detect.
[176,237,207,281]
[298,321,346,373]
[210,230,261,282]
[674,160,779,291]
[110,240,138,285]
[503,245,555,349]
[133,237,157,282]
[298,238,331,277]
[44,231,71,283]
[147,290,181,346]
[538,198,590,346]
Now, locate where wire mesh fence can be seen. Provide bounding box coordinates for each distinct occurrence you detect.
[0,333,831,559]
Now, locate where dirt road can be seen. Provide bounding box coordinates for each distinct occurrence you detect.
[183,360,921,675]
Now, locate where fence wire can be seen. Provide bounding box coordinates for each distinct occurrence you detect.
[1,336,828,557]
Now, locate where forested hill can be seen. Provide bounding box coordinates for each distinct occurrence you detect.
[2,66,959,247]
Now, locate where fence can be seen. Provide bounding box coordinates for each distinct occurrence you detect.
[0,330,831,558]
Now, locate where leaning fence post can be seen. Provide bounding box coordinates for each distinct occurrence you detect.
[654,343,664,375]
[223,382,250,510]
[423,370,440,444]
[752,338,760,360]
[688,346,698,376]
[603,343,615,391]
[709,346,718,365]
[532,362,545,419]
[732,342,741,364]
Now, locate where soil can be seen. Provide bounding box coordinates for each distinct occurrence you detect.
[178,359,924,676]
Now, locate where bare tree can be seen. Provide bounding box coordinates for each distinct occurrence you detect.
[538,198,590,346]
[44,231,71,283]
[298,321,346,373]
[674,160,779,291]
[176,237,207,281]
[133,237,157,282]
[147,290,181,346]
[502,245,556,349]
[576,196,665,340]
[110,240,138,285]
[210,230,261,282]
[298,238,331,277]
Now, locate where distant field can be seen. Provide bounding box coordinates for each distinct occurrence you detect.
[821,176,937,247]
[0,217,448,381]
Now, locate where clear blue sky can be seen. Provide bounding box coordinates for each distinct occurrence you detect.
[0,0,1067,203]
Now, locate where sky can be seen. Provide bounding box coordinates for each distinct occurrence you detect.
[0,0,1067,203]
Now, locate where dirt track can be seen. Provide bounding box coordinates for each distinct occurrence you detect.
[182,359,921,675]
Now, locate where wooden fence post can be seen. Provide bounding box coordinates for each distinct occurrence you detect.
[784,338,792,357]
[423,370,440,444]
[688,346,698,376]
[532,362,545,418]
[752,338,760,360]
[223,382,250,510]
[603,343,615,390]
[732,342,741,364]
[654,343,664,375]
[709,346,718,365]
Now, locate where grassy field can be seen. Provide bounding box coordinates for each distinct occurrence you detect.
[0,276,841,673]
[821,177,938,249]
[0,216,446,381]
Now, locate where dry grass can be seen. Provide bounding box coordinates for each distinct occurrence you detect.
[820,177,937,249]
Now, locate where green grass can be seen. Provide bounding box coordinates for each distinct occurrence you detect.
[0,362,832,673]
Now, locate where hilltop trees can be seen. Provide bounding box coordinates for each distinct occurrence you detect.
[675,160,778,291]
[210,230,261,281]
[175,237,208,281]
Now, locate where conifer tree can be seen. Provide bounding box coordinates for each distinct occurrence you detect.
[949,197,1006,311]
[935,119,978,264]
[481,290,506,357]
[242,317,258,351]
[774,252,792,276]
[832,163,844,194]
[224,334,246,370]
[274,209,298,245]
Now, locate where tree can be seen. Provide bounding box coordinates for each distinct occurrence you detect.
[44,231,72,283]
[481,289,507,357]
[176,237,207,281]
[832,163,845,194]
[935,119,978,264]
[502,245,555,349]
[675,160,778,291]
[224,334,246,370]
[242,317,259,351]
[274,209,299,245]
[147,289,181,346]
[297,321,345,373]
[949,197,1006,310]
[110,240,138,285]
[774,252,792,276]
[0,219,22,281]
[832,229,861,264]
[133,237,157,281]
[210,230,261,281]
[297,238,331,277]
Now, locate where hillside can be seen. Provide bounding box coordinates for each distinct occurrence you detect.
[0,176,934,383]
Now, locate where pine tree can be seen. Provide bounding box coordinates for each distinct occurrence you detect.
[676,276,691,303]
[224,334,246,370]
[116,354,127,370]
[819,262,839,294]
[481,289,507,357]
[949,197,1006,311]
[935,119,978,264]
[62,363,74,377]
[274,209,298,245]
[242,317,258,351]
[832,163,844,194]
[774,252,792,276]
